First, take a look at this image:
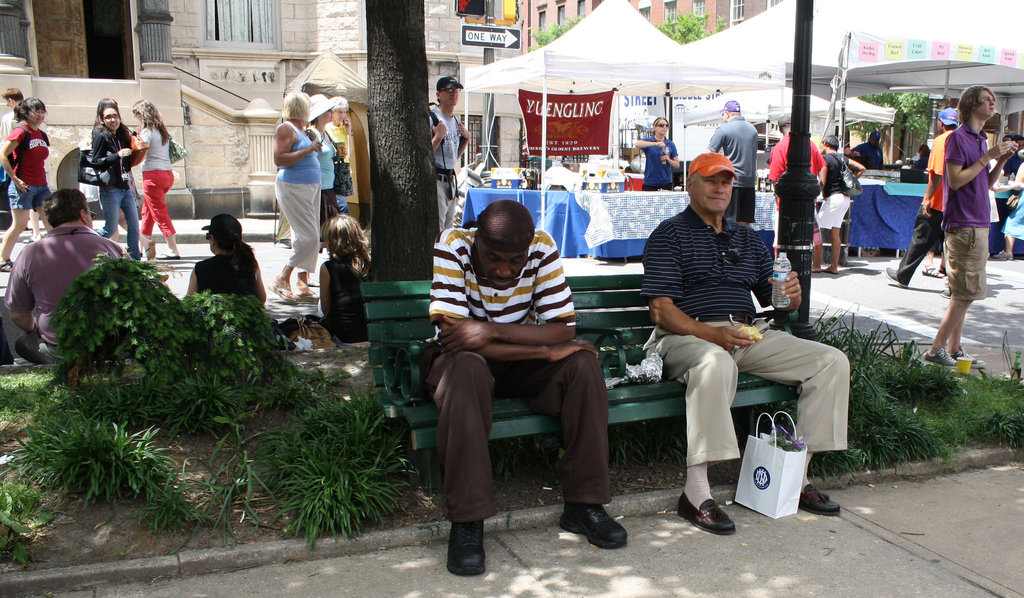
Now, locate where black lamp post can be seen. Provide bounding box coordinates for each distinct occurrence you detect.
[773,0,817,340]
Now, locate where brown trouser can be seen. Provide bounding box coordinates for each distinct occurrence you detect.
[423,348,612,522]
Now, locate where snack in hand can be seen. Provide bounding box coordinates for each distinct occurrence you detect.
[738,324,763,342]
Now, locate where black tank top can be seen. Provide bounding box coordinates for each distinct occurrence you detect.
[323,259,368,343]
[195,254,259,298]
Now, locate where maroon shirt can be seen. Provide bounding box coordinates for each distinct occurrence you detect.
[4,225,123,344]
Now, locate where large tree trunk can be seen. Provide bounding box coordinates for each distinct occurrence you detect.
[366,0,438,281]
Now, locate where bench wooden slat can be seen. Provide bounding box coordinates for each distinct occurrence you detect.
[362,280,432,300]
[365,298,432,320]
[572,289,645,309]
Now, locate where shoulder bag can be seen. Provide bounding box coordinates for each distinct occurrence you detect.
[78,147,110,186]
[168,138,187,164]
[836,154,863,197]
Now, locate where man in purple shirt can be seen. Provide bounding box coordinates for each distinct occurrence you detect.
[4,188,123,363]
[923,86,1015,368]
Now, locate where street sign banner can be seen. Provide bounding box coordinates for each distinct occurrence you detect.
[461,25,522,50]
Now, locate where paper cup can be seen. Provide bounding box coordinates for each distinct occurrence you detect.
[956,357,972,374]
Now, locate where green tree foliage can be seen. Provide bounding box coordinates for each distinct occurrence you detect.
[851,93,932,141]
[531,17,581,48]
[657,13,725,44]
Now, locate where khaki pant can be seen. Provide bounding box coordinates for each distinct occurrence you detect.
[646,321,849,467]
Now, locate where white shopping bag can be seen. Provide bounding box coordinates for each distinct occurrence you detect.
[734,412,807,519]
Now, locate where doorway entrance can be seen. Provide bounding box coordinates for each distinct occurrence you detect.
[32,0,134,79]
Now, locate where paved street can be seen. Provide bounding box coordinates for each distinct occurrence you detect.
[22,464,1024,597]
[2,219,1023,374]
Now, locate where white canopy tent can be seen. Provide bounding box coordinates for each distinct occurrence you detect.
[679,88,895,127]
[463,0,784,224]
[672,0,1024,115]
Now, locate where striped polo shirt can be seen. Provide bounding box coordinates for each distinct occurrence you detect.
[641,207,773,320]
[429,227,575,328]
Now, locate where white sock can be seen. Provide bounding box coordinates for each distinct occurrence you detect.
[684,463,712,506]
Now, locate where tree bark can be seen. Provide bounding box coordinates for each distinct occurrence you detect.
[365,0,438,281]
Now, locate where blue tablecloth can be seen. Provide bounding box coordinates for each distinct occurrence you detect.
[577,191,776,258]
[463,189,591,257]
[848,183,922,250]
[850,181,1022,254]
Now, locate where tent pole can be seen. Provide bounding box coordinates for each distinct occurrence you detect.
[540,77,548,232]
[839,33,850,148]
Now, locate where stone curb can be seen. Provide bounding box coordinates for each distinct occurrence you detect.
[4,446,1017,597]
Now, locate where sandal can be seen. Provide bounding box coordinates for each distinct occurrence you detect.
[922,266,943,278]
[268,282,297,303]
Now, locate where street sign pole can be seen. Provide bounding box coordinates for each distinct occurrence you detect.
[482,0,496,170]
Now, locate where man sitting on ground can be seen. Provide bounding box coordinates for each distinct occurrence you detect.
[426,199,626,576]
[4,188,122,363]
[641,153,850,535]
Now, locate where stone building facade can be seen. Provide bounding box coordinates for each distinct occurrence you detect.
[0,0,522,225]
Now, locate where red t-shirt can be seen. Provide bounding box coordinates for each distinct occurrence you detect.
[768,134,826,182]
[6,125,49,186]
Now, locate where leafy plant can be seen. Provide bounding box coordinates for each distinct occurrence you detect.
[13,416,179,504]
[987,411,1024,449]
[608,417,687,466]
[0,481,48,565]
[531,17,582,48]
[259,392,407,548]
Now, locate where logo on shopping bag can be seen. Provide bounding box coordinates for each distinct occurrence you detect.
[753,466,771,490]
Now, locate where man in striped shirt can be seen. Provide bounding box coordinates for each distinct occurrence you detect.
[641,153,850,535]
[426,200,626,576]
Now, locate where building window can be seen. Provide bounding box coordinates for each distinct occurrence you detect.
[769,0,783,5]
[578,0,585,16]
[692,0,705,17]
[730,0,745,26]
[203,0,276,48]
[466,115,499,165]
[664,0,677,20]
[639,7,650,20]
[538,9,546,29]
[557,4,565,24]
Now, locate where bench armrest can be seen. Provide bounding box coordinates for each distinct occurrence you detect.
[576,326,631,378]
[758,308,798,334]
[379,339,428,405]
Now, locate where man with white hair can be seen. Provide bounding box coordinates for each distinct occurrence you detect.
[708,100,758,225]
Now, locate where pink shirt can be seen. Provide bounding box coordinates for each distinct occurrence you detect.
[4,225,123,344]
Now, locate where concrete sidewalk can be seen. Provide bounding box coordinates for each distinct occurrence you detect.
[13,457,1022,597]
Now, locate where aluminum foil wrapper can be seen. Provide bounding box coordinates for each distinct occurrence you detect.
[625,353,664,385]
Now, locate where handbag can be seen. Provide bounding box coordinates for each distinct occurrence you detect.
[168,138,187,164]
[1007,191,1020,210]
[837,155,863,197]
[77,148,110,186]
[734,411,807,519]
[128,133,148,169]
[286,316,336,350]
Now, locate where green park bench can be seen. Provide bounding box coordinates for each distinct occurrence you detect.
[363,273,799,489]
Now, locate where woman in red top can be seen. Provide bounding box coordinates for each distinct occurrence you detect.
[0,98,51,272]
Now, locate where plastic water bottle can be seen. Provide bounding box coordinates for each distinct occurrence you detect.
[772,252,792,308]
[1012,351,1022,381]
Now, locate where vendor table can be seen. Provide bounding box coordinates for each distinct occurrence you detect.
[576,191,777,258]
[462,188,591,257]
[851,181,1021,255]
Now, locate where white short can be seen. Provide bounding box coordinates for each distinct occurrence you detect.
[816,192,850,230]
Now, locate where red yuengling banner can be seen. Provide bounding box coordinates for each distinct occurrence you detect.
[518,90,614,156]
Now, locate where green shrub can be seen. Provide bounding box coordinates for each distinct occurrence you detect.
[880,343,961,405]
[0,371,64,441]
[608,417,687,466]
[987,411,1024,448]
[259,392,407,548]
[13,416,179,504]
[0,481,48,565]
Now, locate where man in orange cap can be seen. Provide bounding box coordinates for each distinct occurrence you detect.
[640,153,850,535]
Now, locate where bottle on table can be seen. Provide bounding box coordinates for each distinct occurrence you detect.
[772,252,792,309]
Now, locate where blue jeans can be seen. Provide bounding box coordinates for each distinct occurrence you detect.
[98,186,141,260]
[7,183,51,211]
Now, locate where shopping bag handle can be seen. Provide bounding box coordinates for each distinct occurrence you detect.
[754,411,799,444]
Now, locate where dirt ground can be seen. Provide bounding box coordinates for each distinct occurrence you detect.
[1,348,727,575]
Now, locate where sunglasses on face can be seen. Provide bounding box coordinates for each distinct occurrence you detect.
[654,122,669,127]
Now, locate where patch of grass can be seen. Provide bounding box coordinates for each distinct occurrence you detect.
[258,392,407,548]
[0,372,64,440]
[917,375,1024,449]
[0,480,50,565]
[608,417,687,466]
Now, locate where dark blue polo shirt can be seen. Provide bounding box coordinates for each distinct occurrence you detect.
[641,206,773,320]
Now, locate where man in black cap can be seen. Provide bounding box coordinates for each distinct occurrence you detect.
[426,199,626,576]
[430,76,470,230]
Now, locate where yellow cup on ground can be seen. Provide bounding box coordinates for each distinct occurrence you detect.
[956,357,972,374]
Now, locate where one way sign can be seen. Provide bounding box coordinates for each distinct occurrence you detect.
[461,25,521,50]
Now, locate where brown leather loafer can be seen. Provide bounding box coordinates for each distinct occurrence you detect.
[677,494,736,535]
[799,484,841,516]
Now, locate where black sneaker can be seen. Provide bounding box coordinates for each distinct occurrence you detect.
[0,259,12,273]
[447,520,485,576]
[884,267,907,288]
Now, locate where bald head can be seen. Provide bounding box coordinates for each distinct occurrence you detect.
[476,200,535,253]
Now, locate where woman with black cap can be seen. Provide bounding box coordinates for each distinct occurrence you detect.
[186,213,266,304]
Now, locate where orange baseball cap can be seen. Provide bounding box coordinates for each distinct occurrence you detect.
[690,153,737,178]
